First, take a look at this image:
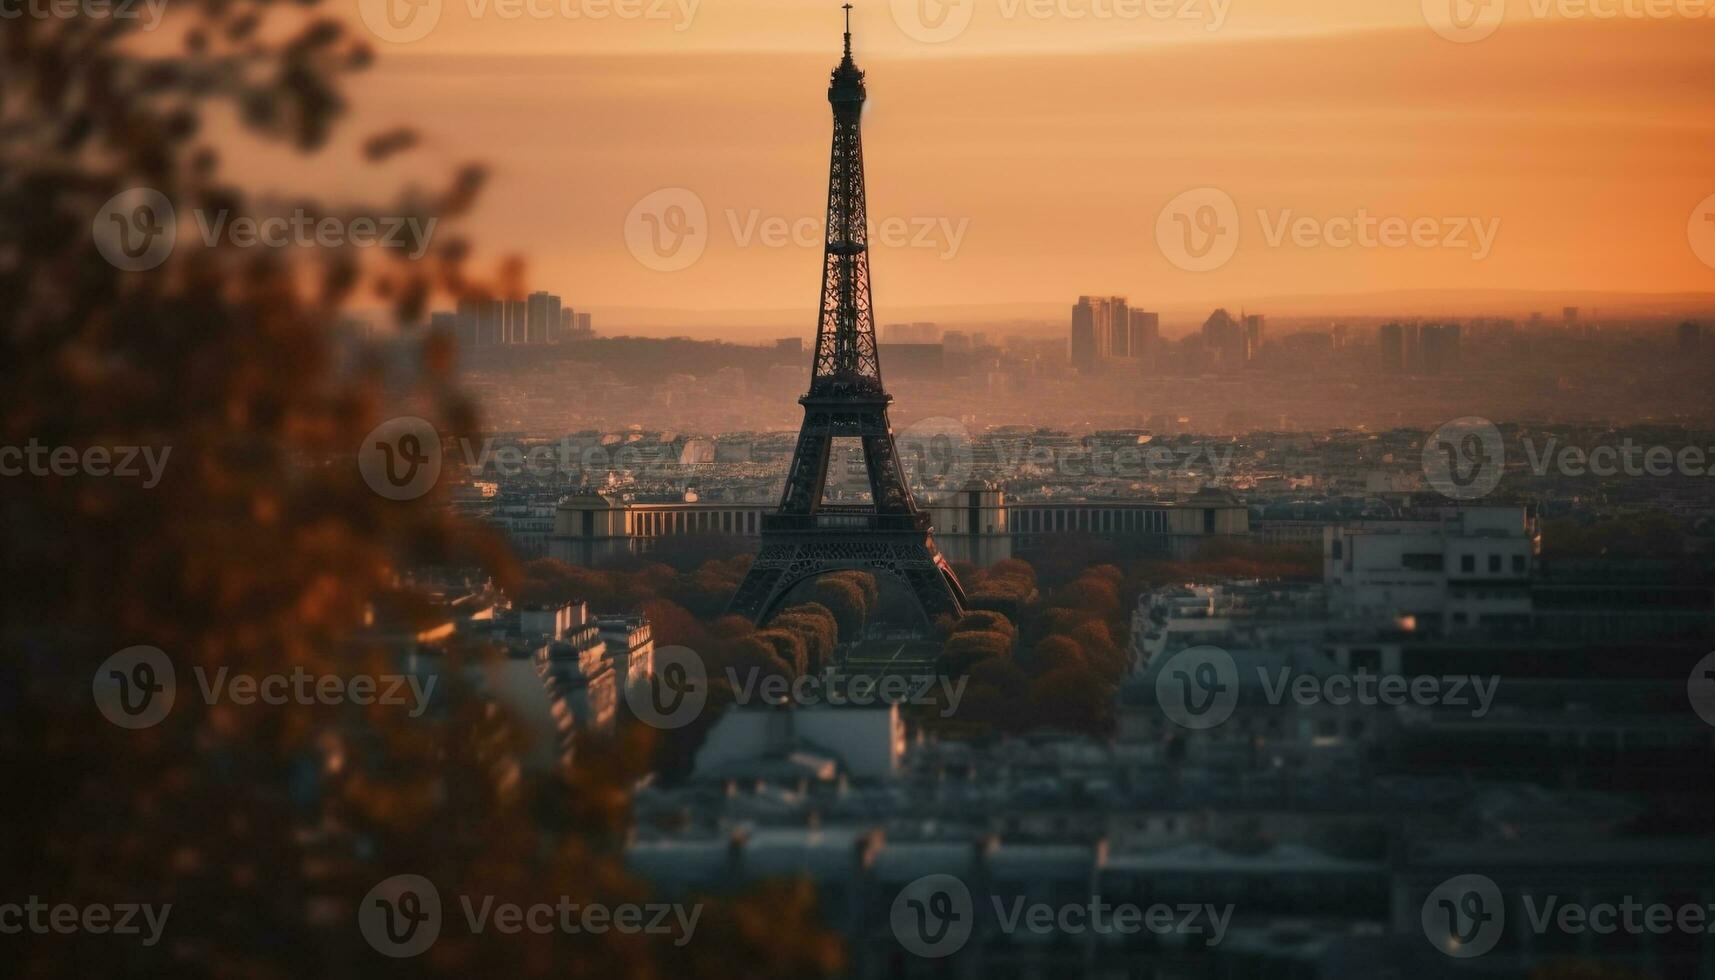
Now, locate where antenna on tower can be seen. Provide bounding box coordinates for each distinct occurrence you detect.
[843,2,853,57]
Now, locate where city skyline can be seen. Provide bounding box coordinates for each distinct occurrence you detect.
[206,10,1715,339]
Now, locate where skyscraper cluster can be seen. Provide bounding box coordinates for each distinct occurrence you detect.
[1379,321,1461,374]
[1070,296,1160,373]
[431,291,594,347]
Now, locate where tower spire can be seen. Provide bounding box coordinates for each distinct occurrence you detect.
[843,2,852,58]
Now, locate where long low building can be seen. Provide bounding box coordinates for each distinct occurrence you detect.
[547,485,1251,566]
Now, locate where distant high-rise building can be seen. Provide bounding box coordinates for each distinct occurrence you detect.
[943,330,972,354]
[1071,299,1099,372]
[455,298,480,347]
[776,337,803,355]
[1128,310,1160,350]
[1128,310,1160,367]
[454,298,505,346]
[1420,323,1462,374]
[1202,308,1249,371]
[477,299,503,345]
[1109,297,1130,357]
[1071,296,1126,372]
[576,312,593,336]
[1243,313,1265,357]
[505,299,528,344]
[526,291,561,345]
[560,307,575,340]
[1379,322,1406,373]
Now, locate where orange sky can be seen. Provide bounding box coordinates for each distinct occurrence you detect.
[229,2,1715,332]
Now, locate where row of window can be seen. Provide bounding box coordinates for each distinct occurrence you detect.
[1011,508,1172,535]
[1457,552,1528,575]
[630,509,763,536]
[608,508,1185,537]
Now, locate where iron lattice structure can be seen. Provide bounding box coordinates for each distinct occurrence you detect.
[729,12,968,627]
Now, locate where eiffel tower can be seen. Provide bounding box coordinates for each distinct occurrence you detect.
[729,7,968,627]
